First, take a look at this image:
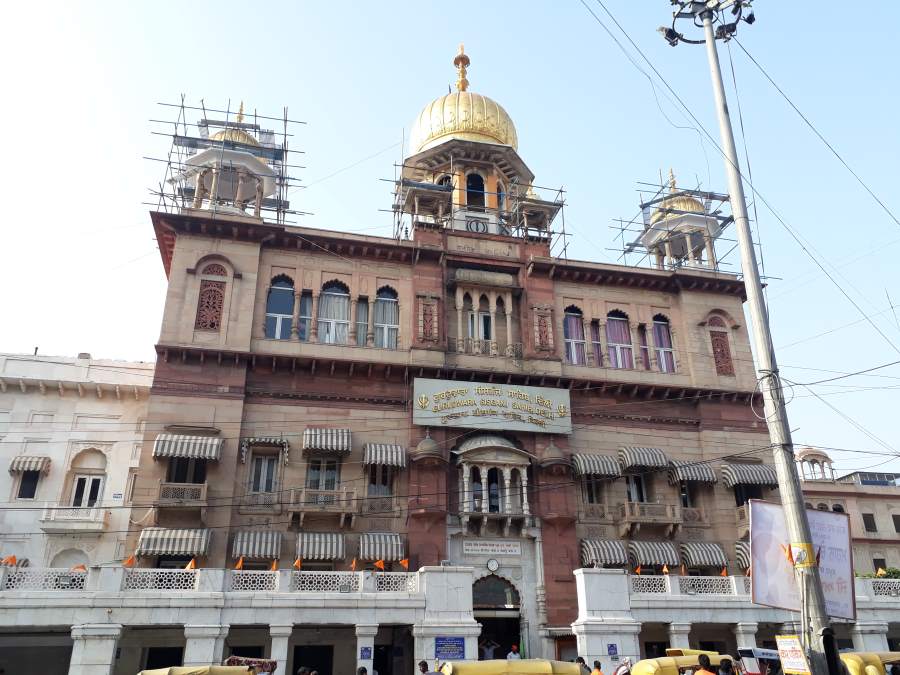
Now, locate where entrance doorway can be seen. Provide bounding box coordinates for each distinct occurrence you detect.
[295,645,334,675]
[473,575,521,659]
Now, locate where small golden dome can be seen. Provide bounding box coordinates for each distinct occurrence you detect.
[408,45,518,154]
[210,102,259,147]
[650,170,706,225]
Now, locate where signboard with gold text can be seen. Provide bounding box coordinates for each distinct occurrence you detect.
[412,378,572,434]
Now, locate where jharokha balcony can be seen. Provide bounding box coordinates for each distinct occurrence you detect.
[617,501,682,537]
[155,481,208,509]
[39,504,110,534]
[447,338,523,359]
[286,487,357,527]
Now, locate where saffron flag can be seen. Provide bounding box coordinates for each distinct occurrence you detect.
[680,564,687,576]
[876,567,887,578]
[350,558,357,572]
[662,564,669,575]
[399,558,409,570]
[123,554,135,568]
[781,543,794,565]
[374,560,386,571]
[71,564,87,572]
[293,557,302,570]
[720,566,728,577]
[1,555,16,566]
[184,558,196,570]
[270,560,278,571]
[634,565,642,576]
[234,556,244,570]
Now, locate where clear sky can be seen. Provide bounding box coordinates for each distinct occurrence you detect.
[1,2,898,475]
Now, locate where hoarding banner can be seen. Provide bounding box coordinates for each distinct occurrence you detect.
[412,378,572,434]
[775,635,811,675]
[749,500,855,619]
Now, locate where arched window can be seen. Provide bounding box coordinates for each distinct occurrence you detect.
[497,182,506,212]
[652,315,675,373]
[264,275,295,340]
[708,314,735,376]
[832,504,845,513]
[606,310,634,369]
[563,307,586,365]
[195,264,227,331]
[817,503,829,511]
[466,173,485,211]
[473,574,520,609]
[317,281,350,344]
[374,287,399,349]
[437,174,453,189]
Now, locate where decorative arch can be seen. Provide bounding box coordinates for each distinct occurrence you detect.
[70,448,107,472]
[321,279,350,294]
[466,172,486,210]
[51,548,89,568]
[376,285,398,299]
[472,573,521,609]
[698,309,740,330]
[194,258,233,331]
[193,253,236,278]
[703,310,736,376]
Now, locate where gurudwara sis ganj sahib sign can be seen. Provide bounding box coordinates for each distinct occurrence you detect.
[412,378,573,435]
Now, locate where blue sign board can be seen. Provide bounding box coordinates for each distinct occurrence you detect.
[607,644,618,656]
[435,637,466,660]
[360,647,372,660]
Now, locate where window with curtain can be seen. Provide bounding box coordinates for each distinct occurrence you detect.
[563,307,586,365]
[583,477,603,504]
[368,465,393,497]
[637,325,651,370]
[297,292,313,341]
[317,281,350,344]
[590,320,602,367]
[306,459,340,496]
[374,288,399,349]
[264,276,295,340]
[607,311,634,369]
[653,315,675,373]
[356,299,369,346]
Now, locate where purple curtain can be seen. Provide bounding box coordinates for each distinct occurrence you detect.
[564,314,586,365]
[653,321,675,372]
[607,317,633,369]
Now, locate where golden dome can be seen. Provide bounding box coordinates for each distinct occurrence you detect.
[650,170,706,224]
[408,45,518,154]
[210,102,259,147]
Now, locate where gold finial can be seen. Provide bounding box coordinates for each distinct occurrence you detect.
[668,168,677,191]
[453,43,470,92]
[236,101,245,124]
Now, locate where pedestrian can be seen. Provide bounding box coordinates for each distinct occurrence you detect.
[612,657,632,675]
[297,667,310,675]
[696,654,716,675]
[507,645,522,660]
[592,660,604,675]
[481,639,500,660]
[576,657,591,675]
[357,667,368,675]
[718,659,732,675]
[420,662,429,674]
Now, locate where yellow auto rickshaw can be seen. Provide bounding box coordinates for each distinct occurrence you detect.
[137,667,256,675]
[631,651,742,675]
[440,659,582,675]
[840,652,900,675]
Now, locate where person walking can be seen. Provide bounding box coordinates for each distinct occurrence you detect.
[576,657,591,675]
[419,662,429,674]
[591,660,604,675]
[507,645,522,660]
[612,657,632,675]
[696,655,716,675]
[718,659,733,675]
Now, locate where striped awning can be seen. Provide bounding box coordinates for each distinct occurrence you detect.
[667,460,717,485]
[302,428,351,456]
[239,437,290,465]
[232,530,283,560]
[627,540,680,567]
[680,542,728,568]
[572,454,621,477]
[618,446,668,470]
[581,539,628,567]
[735,541,751,570]
[363,443,407,468]
[721,463,778,488]
[8,456,51,474]
[153,434,223,461]
[296,532,346,560]
[359,532,404,562]
[136,528,211,557]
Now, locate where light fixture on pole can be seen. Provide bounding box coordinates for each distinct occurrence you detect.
[658,3,839,675]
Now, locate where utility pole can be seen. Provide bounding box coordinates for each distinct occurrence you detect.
[658,3,839,675]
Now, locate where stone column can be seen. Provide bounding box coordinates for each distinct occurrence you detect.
[349,295,358,344]
[851,622,889,652]
[235,170,247,210]
[664,241,674,267]
[505,292,514,355]
[254,177,263,217]
[461,463,471,512]
[209,167,221,204]
[367,298,376,347]
[705,233,717,269]
[502,467,512,514]
[732,622,759,650]
[356,624,378,674]
[183,624,229,667]
[68,624,122,675]
[480,465,491,512]
[291,291,302,338]
[520,472,530,516]
[310,293,320,342]
[490,292,500,355]
[596,321,608,367]
[270,624,293,675]
[583,318,592,366]
[667,622,691,649]
[193,169,208,208]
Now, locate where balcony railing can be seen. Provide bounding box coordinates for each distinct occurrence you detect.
[448,338,523,359]
[629,574,750,596]
[4,568,87,591]
[680,506,708,526]
[287,487,357,526]
[578,503,609,522]
[228,570,278,592]
[156,481,208,505]
[39,504,109,533]
[359,494,398,516]
[124,569,199,591]
[617,501,681,536]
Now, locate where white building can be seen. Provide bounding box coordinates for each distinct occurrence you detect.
[0,353,152,568]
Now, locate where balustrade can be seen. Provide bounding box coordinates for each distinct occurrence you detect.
[447,337,522,358]
[4,568,87,591]
[39,504,109,533]
[288,487,356,512]
[157,481,207,504]
[630,575,670,594]
[871,579,900,597]
[123,569,198,591]
[374,572,419,593]
[677,575,735,595]
[228,570,278,592]
[292,571,362,593]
